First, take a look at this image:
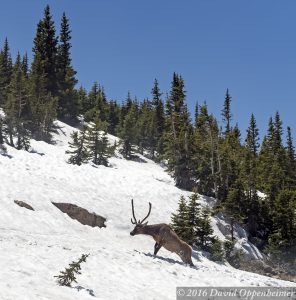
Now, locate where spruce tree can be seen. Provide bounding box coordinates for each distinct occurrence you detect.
[30,5,58,140]
[66,129,88,165]
[77,86,88,115]
[119,105,137,159]
[4,52,30,149]
[197,207,214,248]
[171,196,190,243]
[107,100,120,135]
[194,101,199,128]
[186,193,202,245]
[54,253,90,287]
[85,115,114,166]
[32,5,58,96]
[0,38,13,106]
[151,79,165,155]
[221,88,232,135]
[57,12,78,122]
[285,126,296,189]
[246,113,259,156]
[163,73,194,190]
[193,103,220,198]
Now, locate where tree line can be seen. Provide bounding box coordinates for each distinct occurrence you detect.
[0,5,295,257]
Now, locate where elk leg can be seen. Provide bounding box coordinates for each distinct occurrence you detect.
[154,242,162,255]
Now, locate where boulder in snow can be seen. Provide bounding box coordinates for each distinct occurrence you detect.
[52,202,106,228]
[14,200,35,211]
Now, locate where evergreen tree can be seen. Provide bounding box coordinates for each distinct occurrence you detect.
[0,116,4,145]
[107,100,120,135]
[221,88,232,135]
[57,12,78,122]
[4,52,30,150]
[246,113,259,156]
[83,82,108,122]
[186,193,202,245]
[54,253,90,287]
[85,115,114,166]
[66,129,88,165]
[151,79,165,155]
[163,73,194,190]
[218,125,242,201]
[21,53,29,77]
[211,237,224,261]
[30,5,58,140]
[223,180,246,224]
[32,5,58,96]
[197,207,214,248]
[194,100,199,128]
[171,196,190,242]
[119,105,137,159]
[193,103,220,197]
[77,86,88,115]
[136,99,155,156]
[285,126,296,189]
[0,38,13,106]
[269,190,296,249]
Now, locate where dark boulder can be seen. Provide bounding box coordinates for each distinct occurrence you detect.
[14,200,34,211]
[52,202,106,228]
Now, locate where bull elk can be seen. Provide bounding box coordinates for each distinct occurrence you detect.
[130,199,194,267]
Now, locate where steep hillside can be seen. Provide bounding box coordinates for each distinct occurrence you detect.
[0,121,295,300]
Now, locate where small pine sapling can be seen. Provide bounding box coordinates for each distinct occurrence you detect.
[54,253,90,287]
[66,128,88,165]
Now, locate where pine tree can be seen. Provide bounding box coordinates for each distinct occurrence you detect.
[285,126,296,189]
[4,52,30,149]
[186,193,202,245]
[151,79,165,155]
[193,103,220,197]
[54,253,90,287]
[171,196,190,243]
[119,105,137,159]
[77,86,88,115]
[246,113,259,156]
[223,180,246,224]
[221,88,232,135]
[66,129,88,165]
[194,101,199,128]
[163,73,194,190]
[30,5,58,140]
[85,116,114,166]
[32,5,58,96]
[211,237,224,261]
[197,207,214,248]
[0,116,4,145]
[107,100,120,135]
[84,82,107,122]
[270,190,296,248]
[57,12,78,122]
[21,53,29,77]
[0,38,13,106]
[136,99,154,156]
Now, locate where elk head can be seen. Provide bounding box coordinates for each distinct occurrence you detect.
[130,199,152,236]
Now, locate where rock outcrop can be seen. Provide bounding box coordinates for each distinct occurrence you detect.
[52,202,106,228]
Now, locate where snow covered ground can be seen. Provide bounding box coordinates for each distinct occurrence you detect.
[0,121,295,300]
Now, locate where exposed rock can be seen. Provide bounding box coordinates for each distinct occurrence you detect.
[52,202,106,228]
[14,200,34,211]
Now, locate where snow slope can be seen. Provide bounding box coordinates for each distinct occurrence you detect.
[0,121,295,300]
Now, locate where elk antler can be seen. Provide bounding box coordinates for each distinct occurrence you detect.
[131,199,138,224]
[140,202,152,224]
[131,200,152,225]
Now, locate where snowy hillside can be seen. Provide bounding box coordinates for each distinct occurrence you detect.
[0,121,295,300]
